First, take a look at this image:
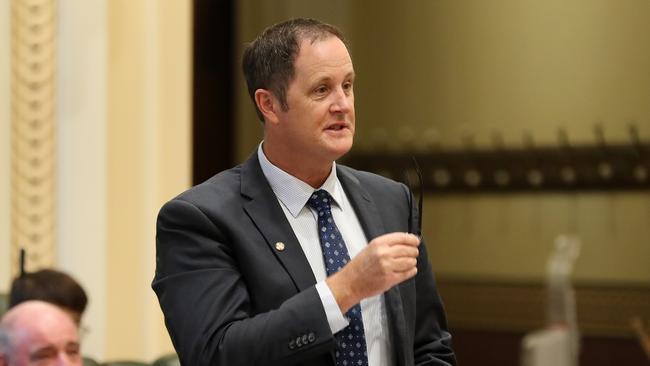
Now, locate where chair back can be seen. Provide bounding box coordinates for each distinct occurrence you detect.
[0,292,8,316]
[151,353,180,366]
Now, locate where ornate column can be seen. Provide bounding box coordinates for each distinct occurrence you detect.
[10,0,57,274]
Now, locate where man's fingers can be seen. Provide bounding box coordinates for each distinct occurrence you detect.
[375,232,420,247]
[391,257,418,272]
[390,245,419,259]
[393,266,418,281]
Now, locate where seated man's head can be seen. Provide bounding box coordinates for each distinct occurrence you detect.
[9,270,87,327]
[0,301,82,366]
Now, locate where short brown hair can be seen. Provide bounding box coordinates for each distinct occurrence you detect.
[9,269,88,319]
[242,18,349,121]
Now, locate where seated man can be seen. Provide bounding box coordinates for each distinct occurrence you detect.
[0,300,82,366]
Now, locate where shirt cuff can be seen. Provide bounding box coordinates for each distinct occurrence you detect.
[315,281,349,334]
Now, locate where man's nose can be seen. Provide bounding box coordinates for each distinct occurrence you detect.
[330,87,352,113]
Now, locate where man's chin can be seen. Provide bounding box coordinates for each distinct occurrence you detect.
[328,141,353,161]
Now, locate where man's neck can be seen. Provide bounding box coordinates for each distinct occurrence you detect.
[261,142,332,188]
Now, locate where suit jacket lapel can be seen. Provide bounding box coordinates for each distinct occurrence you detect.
[240,153,317,292]
[338,166,409,366]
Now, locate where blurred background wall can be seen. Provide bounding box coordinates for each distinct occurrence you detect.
[1,0,649,364]
[0,0,10,300]
[2,0,188,362]
[345,1,650,285]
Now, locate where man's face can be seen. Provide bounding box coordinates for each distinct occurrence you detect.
[273,36,355,165]
[10,317,81,366]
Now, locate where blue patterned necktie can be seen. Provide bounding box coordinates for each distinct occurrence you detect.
[308,189,369,366]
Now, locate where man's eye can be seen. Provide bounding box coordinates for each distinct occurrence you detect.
[66,342,81,357]
[314,86,328,95]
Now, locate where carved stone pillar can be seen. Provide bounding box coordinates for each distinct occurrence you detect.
[10,0,57,274]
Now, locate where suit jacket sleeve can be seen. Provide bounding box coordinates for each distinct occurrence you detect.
[153,198,335,366]
[412,239,456,365]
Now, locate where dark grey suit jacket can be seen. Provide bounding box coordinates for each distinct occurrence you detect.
[152,153,456,366]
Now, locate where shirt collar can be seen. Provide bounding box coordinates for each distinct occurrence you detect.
[257,143,344,217]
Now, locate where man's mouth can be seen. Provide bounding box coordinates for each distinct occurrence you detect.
[326,123,347,131]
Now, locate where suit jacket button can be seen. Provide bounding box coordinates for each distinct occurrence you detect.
[296,336,303,347]
[301,334,308,344]
[308,332,316,342]
[289,339,296,350]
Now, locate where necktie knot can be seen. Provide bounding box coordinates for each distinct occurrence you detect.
[308,189,333,213]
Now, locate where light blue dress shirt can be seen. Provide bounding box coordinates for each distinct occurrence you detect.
[257,144,392,366]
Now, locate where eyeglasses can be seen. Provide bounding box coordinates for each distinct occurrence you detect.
[405,156,424,238]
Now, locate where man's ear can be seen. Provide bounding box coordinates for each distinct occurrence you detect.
[254,89,281,124]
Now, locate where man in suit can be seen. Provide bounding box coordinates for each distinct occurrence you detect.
[153,18,456,366]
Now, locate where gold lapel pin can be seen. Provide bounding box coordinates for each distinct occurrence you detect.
[275,242,286,251]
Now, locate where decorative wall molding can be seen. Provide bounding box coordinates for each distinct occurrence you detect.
[10,0,57,274]
[346,125,650,193]
[438,278,650,338]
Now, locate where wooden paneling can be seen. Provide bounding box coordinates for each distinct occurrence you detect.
[438,278,650,365]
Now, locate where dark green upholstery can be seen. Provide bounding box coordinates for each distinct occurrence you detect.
[83,357,101,366]
[151,354,180,366]
[0,292,8,316]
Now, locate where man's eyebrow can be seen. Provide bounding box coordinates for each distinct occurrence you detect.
[30,345,57,360]
[311,72,355,84]
[312,75,333,84]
